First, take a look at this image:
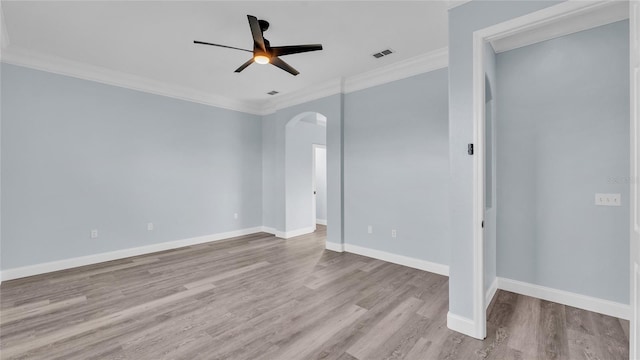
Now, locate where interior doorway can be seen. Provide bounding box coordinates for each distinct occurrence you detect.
[312,144,327,231]
[285,112,327,238]
[471,1,634,342]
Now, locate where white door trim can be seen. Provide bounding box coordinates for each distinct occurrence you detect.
[630,1,639,358]
[470,0,630,341]
[471,28,487,340]
[312,144,326,231]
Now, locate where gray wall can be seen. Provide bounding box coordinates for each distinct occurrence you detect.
[448,0,561,320]
[1,63,263,270]
[344,69,450,265]
[496,21,630,303]
[286,118,326,231]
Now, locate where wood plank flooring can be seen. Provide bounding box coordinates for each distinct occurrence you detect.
[0,226,629,359]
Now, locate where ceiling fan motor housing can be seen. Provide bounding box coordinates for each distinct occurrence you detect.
[258,19,270,32]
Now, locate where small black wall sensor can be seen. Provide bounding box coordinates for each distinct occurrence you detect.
[468,144,474,155]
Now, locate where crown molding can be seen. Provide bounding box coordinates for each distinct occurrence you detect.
[263,47,448,114]
[261,78,343,115]
[490,0,629,53]
[1,44,449,117]
[0,46,265,115]
[343,47,448,94]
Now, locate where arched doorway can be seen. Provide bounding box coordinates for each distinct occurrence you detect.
[284,112,327,238]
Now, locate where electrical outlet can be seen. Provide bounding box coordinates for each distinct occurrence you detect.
[367,225,373,234]
[234,213,238,220]
[595,193,621,206]
[90,229,98,239]
[391,229,397,238]
[147,223,154,231]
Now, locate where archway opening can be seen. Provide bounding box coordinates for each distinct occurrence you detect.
[285,112,328,239]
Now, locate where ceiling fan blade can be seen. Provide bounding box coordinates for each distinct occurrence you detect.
[271,44,323,57]
[247,15,266,52]
[234,58,255,73]
[270,57,299,76]
[193,41,252,53]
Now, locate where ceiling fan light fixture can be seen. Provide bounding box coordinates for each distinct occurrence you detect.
[194,15,323,75]
[254,55,270,64]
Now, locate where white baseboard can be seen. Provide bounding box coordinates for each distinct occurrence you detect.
[325,241,344,252]
[278,226,316,239]
[260,226,277,235]
[485,277,498,310]
[259,226,288,238]
[447,312,477,338]
[497,277,631,320]
[0,226,264,282]
[316,219,327,225]
[343,243,449,276]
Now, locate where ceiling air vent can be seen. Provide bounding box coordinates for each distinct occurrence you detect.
[372,49,394,59]
[267,90,279,95]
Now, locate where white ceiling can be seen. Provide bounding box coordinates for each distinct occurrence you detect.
[1,1,449,108]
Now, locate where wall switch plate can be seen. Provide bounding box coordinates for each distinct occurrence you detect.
[234,213,238,220]
[391,229,397,238]
[90,229,98,239]
[595,193,621,206]
[367,225,373,234]
[147,223,154,231]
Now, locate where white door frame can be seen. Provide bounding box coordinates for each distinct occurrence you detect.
[311,144,326,231]
[630,1,639,358]
[471,0,633,341]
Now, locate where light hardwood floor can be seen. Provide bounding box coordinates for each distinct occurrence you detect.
[0,226,629,359]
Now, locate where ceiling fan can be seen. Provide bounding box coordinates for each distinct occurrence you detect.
[194,15,323,76]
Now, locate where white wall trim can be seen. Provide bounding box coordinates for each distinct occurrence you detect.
[277,226,316,239]
[260,226,290,239]
[479,0,624,44]
[0,47,265,115]
[634,262,639,359]
[0,226,265,282]
[262,78,343,115]
[447,312,476,338]
[343,47,448,94]
[260,226,278,235]
[630,1,640,358]
[343,243,449,276]
[490,1,628,53]
[1,44,448,117]
[0,1,5,289]
[471,27,487,341]
[497,277,631,320]
[316,219,327,225]
[325,241,344,252]
[485,277,499,310]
